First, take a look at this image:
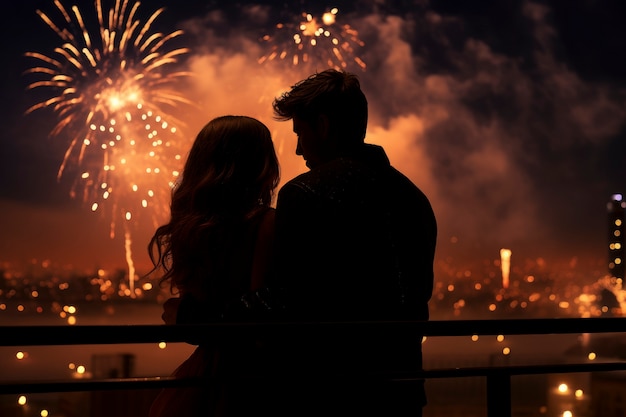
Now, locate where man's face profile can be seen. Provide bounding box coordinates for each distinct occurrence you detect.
[293,115,336,170]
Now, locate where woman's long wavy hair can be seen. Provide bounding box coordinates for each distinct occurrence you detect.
[147,115,280,295]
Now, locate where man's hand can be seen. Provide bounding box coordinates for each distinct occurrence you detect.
[161,297,182,325]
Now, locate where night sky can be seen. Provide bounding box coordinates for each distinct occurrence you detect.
[1,0,625,272]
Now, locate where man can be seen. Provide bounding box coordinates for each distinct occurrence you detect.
[268,69,437,416]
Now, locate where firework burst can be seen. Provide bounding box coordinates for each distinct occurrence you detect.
[259,7,366,71]
[24,0,193,294]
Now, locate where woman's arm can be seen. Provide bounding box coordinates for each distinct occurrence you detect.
[250,208,276,291]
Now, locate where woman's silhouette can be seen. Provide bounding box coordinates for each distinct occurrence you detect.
[147,115,280,417]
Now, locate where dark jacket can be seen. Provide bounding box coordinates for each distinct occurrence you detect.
[268,144,436,412]
[273,143,436,322]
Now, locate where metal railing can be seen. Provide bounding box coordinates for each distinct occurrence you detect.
[2,317,626,417]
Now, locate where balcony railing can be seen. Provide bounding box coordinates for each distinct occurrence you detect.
[2,317,626,417]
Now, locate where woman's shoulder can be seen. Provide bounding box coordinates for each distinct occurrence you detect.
[252,205,275,220]
[255,206,275,231]
[241,206,275,239]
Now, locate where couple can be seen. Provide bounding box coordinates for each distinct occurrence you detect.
[147,69,437,417]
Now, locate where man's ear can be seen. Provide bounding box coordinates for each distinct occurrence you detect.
[317,114,330,139]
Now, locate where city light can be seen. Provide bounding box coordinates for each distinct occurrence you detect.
[500,248,512,289]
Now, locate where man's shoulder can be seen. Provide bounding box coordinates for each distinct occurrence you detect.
[278,170,317,196]
[279,155,426,204]
[283,144,388,185]
[279,159,354,195]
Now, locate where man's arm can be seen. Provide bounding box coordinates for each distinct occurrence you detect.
[271,181,320,312]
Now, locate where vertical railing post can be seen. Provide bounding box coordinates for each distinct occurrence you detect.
[486,370,511,417]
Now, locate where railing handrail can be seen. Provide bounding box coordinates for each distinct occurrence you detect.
[3,361,626,396]
[2,317,626,346]
[3,318,626,417]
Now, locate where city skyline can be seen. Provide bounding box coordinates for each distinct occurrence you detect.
[607,193,625,280]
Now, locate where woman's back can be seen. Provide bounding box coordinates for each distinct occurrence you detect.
[147,115,280,417]
[176,206,276,323]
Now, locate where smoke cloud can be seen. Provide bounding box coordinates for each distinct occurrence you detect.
[5,1,624,270]
[170,1,625,262]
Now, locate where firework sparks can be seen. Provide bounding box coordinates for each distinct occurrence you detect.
[24,0,193,294]
[259,7,366,71]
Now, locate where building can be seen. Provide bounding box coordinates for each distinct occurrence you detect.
[607,194,625,279]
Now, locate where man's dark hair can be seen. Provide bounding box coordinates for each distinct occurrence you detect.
[272,69,368,148]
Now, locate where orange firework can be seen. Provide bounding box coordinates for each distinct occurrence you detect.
[23,0,193,295]
[259,7,366,71]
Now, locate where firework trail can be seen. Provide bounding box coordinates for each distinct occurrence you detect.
[259,7,366,71]
[23,0,193,296]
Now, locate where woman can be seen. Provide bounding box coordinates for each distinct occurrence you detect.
[147,115,280,417]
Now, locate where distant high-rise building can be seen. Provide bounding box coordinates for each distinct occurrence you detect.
[607,194,625,279]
